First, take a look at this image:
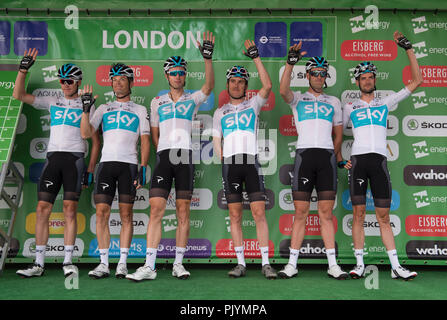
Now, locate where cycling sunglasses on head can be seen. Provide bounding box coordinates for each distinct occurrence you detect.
[59,79,77,85]
[309,70,328,78]
[168,70,186,77]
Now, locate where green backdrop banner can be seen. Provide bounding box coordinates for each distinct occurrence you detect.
[1,9,446,266]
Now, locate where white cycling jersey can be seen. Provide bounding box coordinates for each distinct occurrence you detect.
[289,91,342,150]
[32,95,95,154]
[90,100,150,164]
[213,93,267,158]
[150,90,208,152]
[343,87,411,157]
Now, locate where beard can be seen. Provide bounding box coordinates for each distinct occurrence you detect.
[359,83,375,94]
[228,88,246,100]
[168,79,185,90]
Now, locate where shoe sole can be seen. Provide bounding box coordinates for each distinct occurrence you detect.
[264,275,278,280]
[115,273,127,279]
[328,273,349,280]
[17,273,44,278]
[228,273,245,278]
[88,273,110,279]
[278,272,298,279]
[349,272,364,279]
[392,275,417,281]
[172,273,190,280]
[126,277,156,282]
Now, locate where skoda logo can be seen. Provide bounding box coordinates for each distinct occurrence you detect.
[35,141,47,153]
[408,119,419,130]
[259,36,268,44]
[347,217,353,230]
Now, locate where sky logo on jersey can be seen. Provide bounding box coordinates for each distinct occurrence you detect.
[254,22,287,57]
[296,101,334,122]
[50,106,83,128]
[221,108,256,137]
[290,22,322,57]
[0,21,11,55]
[350,105,387,128]
[103,110,139,132]
[14,21,48,55]
[159,100,196,122]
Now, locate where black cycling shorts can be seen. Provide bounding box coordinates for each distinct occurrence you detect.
[94,161,138,206]
[291,148,337,201]
[348,153,392,208]
[222,153,266,204]
[38,152,85,203]
[149,149,194,200]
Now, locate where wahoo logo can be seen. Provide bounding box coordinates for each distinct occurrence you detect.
[350,105,387,128]
[50,106,83,128]
[103,111,139,132]
[412,141,429,159]
[221,108,256,137]
[412,16,429,34]
[413,190,430,208]
[413,41,428,59]
[411,91,428,109]
[297,101,334,122]
[159,100,196,122]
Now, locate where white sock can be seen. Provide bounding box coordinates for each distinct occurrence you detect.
[234,246,246,267]
[63,245,74,265]
[119,248,129,265]
[35,245,46,267]
[354,249,364,266]
[99,249,109,266]
[288,248,300,268]
[174,247,186,265]
[145,248,158,270]
[387,249,400,269]
[326,248,337,267]
[260,246,269,266]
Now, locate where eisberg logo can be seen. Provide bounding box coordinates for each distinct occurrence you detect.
[406,216,447,237]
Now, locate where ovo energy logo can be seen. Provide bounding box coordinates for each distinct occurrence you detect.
[349,5,389,33]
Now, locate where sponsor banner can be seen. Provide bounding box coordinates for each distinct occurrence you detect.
[29,137,49,159]
[88,238,145,257]
[341,189,400,211]
[218,90,275,111]
[0,21,11,55]
[403,165,447,186]
[254,22,287,58]
[341,40,397,60]
[403,65,447,87]
[403,115,447,137]
[412,189,447,209]
[290,22,323,57]
[215,239,274,258]
[411,140,447,159]
[279,239,338,259]
[342,214,401,236]
[279,65,336,88]
[89,213,148,235]
[166,188,212,210]
[411,91,447,109]
[278,213,338,236]
[406,215,447,237]
[217,189,275,211]
[406,240,447,260]
[41,65,59,83]
[278,189,337,212]
[341,139,399,161]
[341,90,399,111]
[96,65,153,87]
[14,21,48,55]
[26,212,86,235]
[162,213,204,233]
[157,238,212,258]
[23,238,84,257]
[279,115,297,136]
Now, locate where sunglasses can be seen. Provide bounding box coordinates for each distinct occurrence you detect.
[309,70,328,77]
[59,79,77,85]
[168,70,186,77]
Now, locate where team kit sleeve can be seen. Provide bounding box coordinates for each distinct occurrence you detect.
[289,91,301,110]
[139,106,151,136]
[89,104,105,131]
[342,103,352,130]
[150,97,160,128]
[383,87,412,109]
[31,95,55,111]
[192,89,210,114]
[212,108,222,139]
[252,92,268,115]
[332,97,343,127]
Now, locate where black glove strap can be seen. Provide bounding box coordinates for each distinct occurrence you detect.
[81,93,95,113]
[397,36,412,50]
[200,40,214,59]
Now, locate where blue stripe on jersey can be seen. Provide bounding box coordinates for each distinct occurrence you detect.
[50,106,82,128]
[296,101,334,122]
[158,100,196,123]
[221,108,256,138]
[102,110,140,132]
[350,105,388,128]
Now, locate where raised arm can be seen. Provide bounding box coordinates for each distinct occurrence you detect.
[198,31,215,96]
[243,40,272,99]
[394,31,423,93]
[280,43,307,104]
[12,48,38,105]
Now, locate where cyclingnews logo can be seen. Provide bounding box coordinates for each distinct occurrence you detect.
[411,140,447,159]
[412,16,447,34]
